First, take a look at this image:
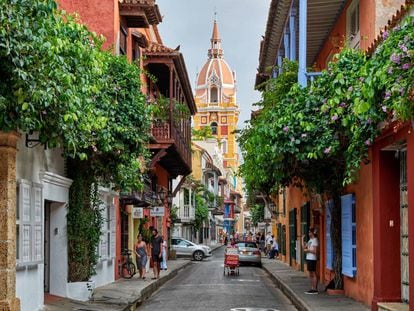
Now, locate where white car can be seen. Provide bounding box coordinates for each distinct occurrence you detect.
[171,237,212,261]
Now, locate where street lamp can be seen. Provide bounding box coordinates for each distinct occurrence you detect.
[167,192,174,205]
[158,188,167,201]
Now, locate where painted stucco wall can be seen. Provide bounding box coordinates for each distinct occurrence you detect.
[15,136,70,310]
[58,0,117,50]
[342,152,374,305]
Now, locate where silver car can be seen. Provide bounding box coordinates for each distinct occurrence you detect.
[171,237,212,261]
[236,241,262,267]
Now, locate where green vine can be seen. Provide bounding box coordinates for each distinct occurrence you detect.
[67,158,103,282]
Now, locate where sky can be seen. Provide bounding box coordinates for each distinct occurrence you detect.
[156,0,270,128]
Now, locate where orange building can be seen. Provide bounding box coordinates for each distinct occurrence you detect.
[58,0,195,280]
[256,0,412,309]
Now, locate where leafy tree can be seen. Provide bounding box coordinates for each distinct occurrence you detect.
[0,0,152,281]
[249,204,264,227]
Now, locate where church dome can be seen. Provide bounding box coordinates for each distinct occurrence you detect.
[195,20,236,103]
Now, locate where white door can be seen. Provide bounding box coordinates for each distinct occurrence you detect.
[400,149,409,303]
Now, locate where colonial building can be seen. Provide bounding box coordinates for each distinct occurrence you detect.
[256,0,412,309]
[193,19,243,236]
[193,19,240,171]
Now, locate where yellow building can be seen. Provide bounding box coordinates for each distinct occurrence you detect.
[193,19,240,171]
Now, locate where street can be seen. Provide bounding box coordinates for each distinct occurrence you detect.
[138,250,297,311]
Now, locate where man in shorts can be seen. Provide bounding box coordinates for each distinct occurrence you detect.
[150,228,163,279]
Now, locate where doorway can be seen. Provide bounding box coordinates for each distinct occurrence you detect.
[44,201,51,293]
[289,208,297,266]
[400,149,409,303]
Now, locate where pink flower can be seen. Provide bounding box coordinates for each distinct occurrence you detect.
[283,126,289,133]
[382,106,387,112]
[382,31,388,40]
[331,115,338,121]
[402,63,410,70]
[390,53,401,64]
[324,147,332,154]
[365,139,371,146]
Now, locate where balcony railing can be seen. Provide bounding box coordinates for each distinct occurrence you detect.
[179,204,195,222]
[151,121,191,169]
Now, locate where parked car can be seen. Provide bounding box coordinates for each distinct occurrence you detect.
[236,241,262,267]
[171,237,212,261]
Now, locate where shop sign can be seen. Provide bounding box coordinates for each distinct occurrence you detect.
[150,206,165,217]
[132,207,144,219]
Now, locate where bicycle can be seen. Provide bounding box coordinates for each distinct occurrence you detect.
[121,249,136,279]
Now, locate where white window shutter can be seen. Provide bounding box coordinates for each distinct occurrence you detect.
[22,225,31,262]
[99,204,107,258]
[32,185,43,262]
[20,182,32,262]
[21,182,31,223]
[110,204,116,258]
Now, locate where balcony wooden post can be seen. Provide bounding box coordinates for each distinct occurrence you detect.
[169,64,174,130]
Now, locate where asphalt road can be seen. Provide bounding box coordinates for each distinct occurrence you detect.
[138,249,297,311]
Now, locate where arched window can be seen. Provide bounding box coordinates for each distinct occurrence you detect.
[210,86,218,103]
[211,122,218,135]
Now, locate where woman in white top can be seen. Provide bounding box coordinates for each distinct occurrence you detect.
[302,228,319,294]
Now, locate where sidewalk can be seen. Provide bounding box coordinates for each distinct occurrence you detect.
[44,244,224,311]
[262,258,370,311]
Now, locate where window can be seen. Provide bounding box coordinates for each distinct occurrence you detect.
[221,139,227,154]
[211,122,218,135]
[99,196,116,259]
[341,193,356,277]
[346,0,360,48]
[325,199,334,270]
[16,180,43,264]
[210,86,218,103]
[132,42,141,62]
[119,27,127,55]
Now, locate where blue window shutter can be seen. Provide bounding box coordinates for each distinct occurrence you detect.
[325,200,334,270]
[341,194,356,277]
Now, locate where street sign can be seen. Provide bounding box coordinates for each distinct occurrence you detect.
[150,206,165,217]
[132,207,144,219]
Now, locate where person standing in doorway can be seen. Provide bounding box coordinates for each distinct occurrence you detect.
[302,228,319,294]
[150,228,163,279]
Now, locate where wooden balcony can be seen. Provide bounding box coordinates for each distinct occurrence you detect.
[150,120,192,177]
[119,0,162,28]
[144,42,197,178]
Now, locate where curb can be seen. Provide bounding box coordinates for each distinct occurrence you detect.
[262,264,311,311]
[123,260,193,310]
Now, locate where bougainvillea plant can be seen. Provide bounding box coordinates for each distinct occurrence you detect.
[238,16,413,288]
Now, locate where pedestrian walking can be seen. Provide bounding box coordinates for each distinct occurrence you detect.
[150,228,163,279]
[134,233,148,279]
[160,236,168,270]
[302,228,319,294]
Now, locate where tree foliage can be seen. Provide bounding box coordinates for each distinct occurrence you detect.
[0,0,153,281]
[238,17,413,289]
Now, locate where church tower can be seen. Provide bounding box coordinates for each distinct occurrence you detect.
[193,18,240,170]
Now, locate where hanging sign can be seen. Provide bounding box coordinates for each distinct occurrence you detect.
[150,206,165,217]
[132,207,144,219]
